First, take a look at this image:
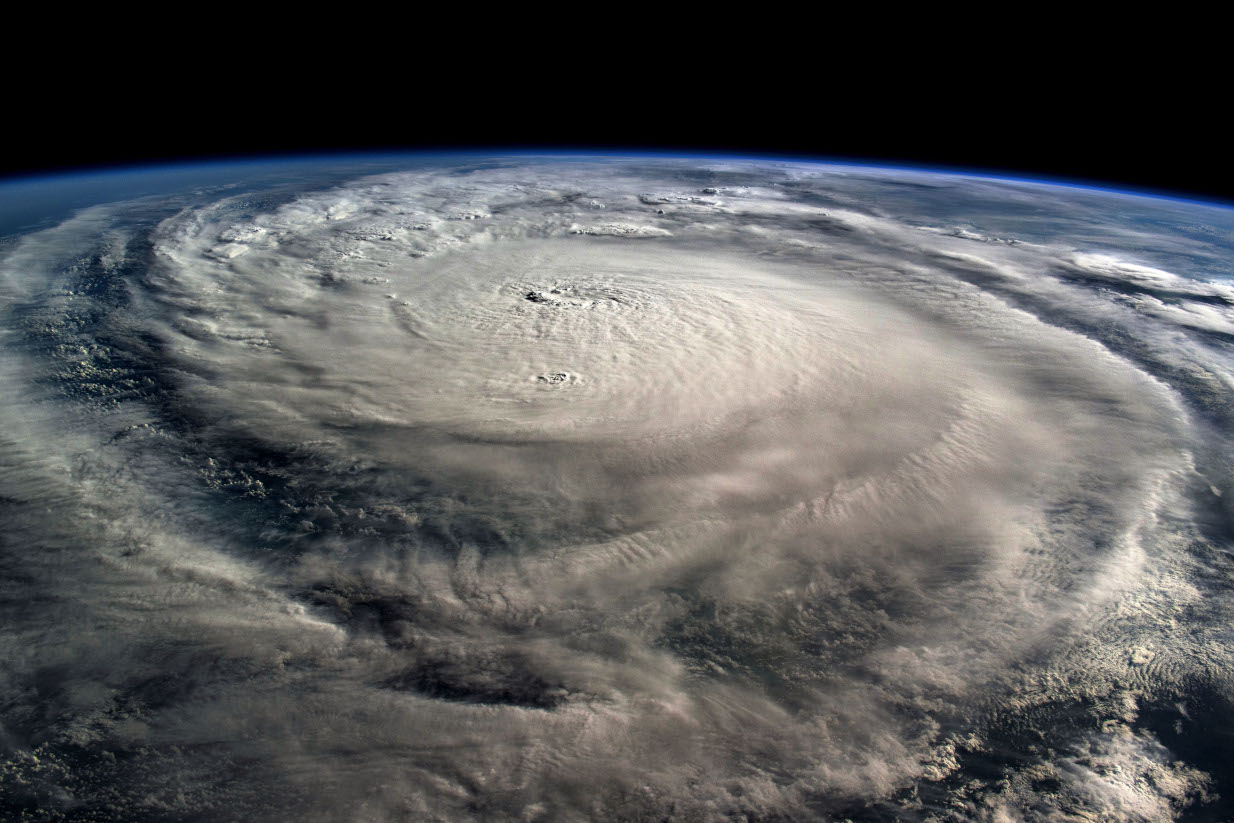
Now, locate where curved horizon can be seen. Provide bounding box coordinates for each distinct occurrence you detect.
[3,146,1233,212]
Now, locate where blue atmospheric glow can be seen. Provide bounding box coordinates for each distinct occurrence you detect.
[1,148,1231,213]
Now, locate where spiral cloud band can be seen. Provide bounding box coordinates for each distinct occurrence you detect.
[1,157,1233,821]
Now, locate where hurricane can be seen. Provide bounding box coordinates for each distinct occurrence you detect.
[2,155,1232,822]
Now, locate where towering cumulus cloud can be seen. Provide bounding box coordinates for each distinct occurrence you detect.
[2,157,1233,821]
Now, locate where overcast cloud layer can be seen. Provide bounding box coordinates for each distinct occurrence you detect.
[2,157,1233,822]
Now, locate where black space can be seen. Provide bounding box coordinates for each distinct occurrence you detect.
[4,49,1228,203]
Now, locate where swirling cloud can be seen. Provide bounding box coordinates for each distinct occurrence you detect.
[1,158,1232,821]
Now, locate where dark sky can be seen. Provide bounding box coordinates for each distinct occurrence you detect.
[6,54,1228,204]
